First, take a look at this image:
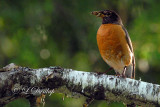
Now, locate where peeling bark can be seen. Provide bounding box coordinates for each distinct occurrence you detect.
[0,63,160,107]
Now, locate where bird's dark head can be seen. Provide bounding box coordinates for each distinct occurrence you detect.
[91,10,122,25]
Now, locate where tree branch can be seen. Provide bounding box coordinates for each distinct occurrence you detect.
[0,63,159,106]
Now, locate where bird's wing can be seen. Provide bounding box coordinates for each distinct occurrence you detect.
[122,26,133,52]
[122,26,135,79]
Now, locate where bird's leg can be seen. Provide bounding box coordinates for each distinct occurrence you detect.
[115,72,120,77]
[96,72,103,75]
[105,67,113,73]
[96,67,113,75]
[122,66,127,78]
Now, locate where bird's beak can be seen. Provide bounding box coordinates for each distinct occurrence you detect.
[91,11,105,18]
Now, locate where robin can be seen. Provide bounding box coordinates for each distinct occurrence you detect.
[92,10,135,78]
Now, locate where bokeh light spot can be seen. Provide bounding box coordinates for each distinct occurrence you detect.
[138,59,149,73]
[40,49,50,59]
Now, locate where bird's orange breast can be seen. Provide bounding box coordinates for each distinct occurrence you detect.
[97,24,132,72]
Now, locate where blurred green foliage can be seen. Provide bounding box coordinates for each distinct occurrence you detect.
[1,0,160,107]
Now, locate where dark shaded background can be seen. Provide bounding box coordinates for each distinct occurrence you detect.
[1,0,160,107]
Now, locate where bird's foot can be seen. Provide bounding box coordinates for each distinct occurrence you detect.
[115,74,126,78]
[121,73,126,78]
[115,72,120,78]
[115,74,120,78]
